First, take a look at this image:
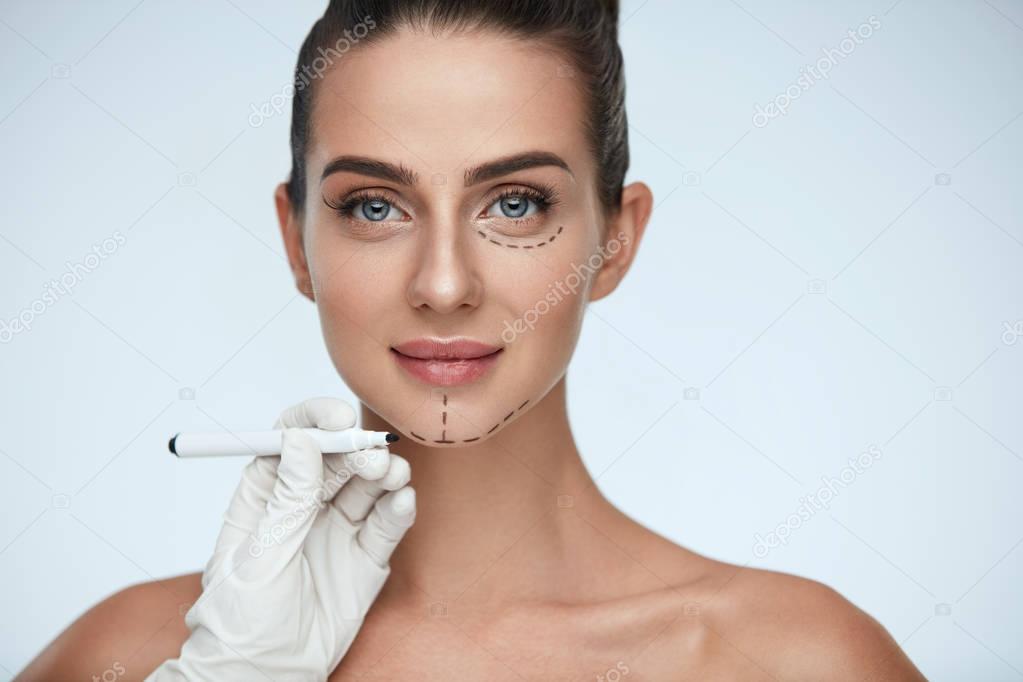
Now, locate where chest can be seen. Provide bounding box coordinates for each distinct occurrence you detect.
[326,607,772,681]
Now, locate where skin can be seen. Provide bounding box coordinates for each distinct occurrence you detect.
[18,25,925,681]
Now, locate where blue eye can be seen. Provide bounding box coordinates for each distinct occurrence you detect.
[485,189,552,220]
[496,195,530,218]
[352,197,402,222]
[325,192,408,223]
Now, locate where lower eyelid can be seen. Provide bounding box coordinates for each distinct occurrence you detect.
[477,224,565,248]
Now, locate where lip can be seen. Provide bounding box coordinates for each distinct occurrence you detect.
[391,337,503,386]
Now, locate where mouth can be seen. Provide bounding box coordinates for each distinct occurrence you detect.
[390,337,503,386]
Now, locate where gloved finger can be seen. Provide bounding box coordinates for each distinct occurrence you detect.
[336,445,392,479]
[236,427,326,580]
[320,445,392,506]
[357,486,417,567]
[274,396,367,488]
[212,454,280,556]
[333,453,411,523]
[274,396,357,430]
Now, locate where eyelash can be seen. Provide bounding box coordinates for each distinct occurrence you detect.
[322,183,561,227]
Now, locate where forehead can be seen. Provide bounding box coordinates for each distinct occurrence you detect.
[308,27,591,178]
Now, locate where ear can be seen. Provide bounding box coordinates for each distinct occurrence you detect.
[589,181,654,302]
[274,182,315,302]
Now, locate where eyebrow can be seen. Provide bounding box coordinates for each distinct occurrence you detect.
[463,151,573,187]
[320,156,420,186]
[319,151,573,187]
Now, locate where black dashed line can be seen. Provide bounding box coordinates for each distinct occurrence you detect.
[477,225,564,249]
[434,393,532,442]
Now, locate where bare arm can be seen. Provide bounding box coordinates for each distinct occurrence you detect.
[15,574,199,682]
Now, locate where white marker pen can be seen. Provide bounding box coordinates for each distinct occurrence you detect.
[169,428,399,458]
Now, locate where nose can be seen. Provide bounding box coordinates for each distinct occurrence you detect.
[405,218,484,314]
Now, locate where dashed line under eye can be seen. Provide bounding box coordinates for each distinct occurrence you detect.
[477,225,564,248]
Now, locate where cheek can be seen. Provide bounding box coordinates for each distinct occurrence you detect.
[308,244,394,385]
[498,241,594,354]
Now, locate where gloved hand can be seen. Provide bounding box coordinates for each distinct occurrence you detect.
[146,397,416,682]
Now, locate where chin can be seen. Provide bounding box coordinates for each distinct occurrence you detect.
[338,352,552,447]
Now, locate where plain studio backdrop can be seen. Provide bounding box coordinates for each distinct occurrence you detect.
[1,1,1021,679]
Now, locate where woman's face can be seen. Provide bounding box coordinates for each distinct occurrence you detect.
[277,27,636,446]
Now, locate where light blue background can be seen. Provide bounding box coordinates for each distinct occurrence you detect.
[1,1,1021,679]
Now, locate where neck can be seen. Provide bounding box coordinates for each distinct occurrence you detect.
[359,376,611,607]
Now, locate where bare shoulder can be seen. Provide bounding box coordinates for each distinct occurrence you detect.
[682,556,925,681]
[16,572,201,682]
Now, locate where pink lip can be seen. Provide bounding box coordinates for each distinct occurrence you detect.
[391,337,503,386]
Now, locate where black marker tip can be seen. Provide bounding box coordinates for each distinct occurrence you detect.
[169,434,178,456]
[385,432,399,443]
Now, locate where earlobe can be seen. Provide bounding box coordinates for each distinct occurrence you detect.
[588,181,654,302]
[274,182,316,302]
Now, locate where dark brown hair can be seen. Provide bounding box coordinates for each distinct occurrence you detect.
[286,0,627,221]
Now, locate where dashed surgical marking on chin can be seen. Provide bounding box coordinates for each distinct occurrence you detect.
[476,225,563,249]
[408,394,531,444]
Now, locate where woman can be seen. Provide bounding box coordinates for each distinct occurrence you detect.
[18,0,925,679]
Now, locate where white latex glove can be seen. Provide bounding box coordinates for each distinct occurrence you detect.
[147,397,416,682]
